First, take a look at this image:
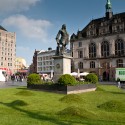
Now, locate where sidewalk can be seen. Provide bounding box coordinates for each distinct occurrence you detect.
[0,80,27,88]
[99,81,116,85]
[99,81,125,89]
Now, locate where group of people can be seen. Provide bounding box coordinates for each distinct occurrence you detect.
[11,74,24,82]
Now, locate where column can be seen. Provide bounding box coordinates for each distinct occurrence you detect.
[110,40,115,55]
[97,42,101,57]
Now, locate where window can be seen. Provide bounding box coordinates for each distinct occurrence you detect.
[78,62,83,69]
[78,51,83,58]
[116,26,120,31]
[1,62,3,66]
[115,39,124,56]
[78,42,82,47]
[90,31,93,35]
[116,59,123,68]
[50,61,52,65]
[101,41,109,57]
[89,42,96,58]
[90,61,95,68]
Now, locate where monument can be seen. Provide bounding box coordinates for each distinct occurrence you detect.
[53,24,72,82]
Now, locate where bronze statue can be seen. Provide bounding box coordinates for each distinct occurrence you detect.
[56,24,69,55]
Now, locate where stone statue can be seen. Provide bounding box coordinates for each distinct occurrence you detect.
[55,24,69,55]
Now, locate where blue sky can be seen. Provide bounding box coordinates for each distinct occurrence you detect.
[0,0,125,66]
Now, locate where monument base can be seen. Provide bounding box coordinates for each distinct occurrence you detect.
[53,54,72,83]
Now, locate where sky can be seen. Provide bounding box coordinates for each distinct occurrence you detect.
[0,0,125,66]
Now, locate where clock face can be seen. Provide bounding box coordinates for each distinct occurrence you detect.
[56,63,60,69]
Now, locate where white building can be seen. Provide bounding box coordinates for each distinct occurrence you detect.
[70,0,125,81]
[37,48,56,76]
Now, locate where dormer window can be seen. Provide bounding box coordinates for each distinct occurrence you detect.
[89,24,94,29]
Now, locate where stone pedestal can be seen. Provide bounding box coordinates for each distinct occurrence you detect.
[53,55,72,83]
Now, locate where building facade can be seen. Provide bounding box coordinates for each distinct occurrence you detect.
[15,57,27,73]
[37,48,55,76]
[70,0,125,81]
[0,25,16,74]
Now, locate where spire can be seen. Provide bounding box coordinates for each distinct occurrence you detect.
[105,0,113,19]
[105,0,112,11]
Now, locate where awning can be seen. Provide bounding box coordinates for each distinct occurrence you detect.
[18,70,28,73]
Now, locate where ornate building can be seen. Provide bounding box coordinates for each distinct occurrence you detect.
[70,0,125,81]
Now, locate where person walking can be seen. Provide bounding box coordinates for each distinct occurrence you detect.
[11,74,15,83]
[117,77,121,88]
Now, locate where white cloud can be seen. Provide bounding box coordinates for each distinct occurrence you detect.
[0,0,40,12]
[2,15,52,42]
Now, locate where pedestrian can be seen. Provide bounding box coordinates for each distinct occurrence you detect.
[5,74,8,82]
[99,76,103,82]
[117,77,121,88]
[11,74,15,83]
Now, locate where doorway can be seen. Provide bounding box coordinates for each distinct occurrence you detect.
[103,71,109,81]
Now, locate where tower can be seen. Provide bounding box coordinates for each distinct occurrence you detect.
[105,0,113,19]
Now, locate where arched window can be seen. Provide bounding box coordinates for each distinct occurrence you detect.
[90,61,95,68]
[89,43,96,58]
[101,41,109,57]
[78,62,83,69]
[115,39,124,56]
[116,59,123,67]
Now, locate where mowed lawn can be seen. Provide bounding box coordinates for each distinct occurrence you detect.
[0,85,125,125]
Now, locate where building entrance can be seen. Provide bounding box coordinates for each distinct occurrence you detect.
[103,71,109,81]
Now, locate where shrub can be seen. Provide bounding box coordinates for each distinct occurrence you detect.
[85,73,98,84]
[27,73,42,84]
[58,74,77,86]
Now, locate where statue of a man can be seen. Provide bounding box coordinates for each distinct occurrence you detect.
[56,24,69,55]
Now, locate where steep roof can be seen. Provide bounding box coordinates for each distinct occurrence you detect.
[81,12,125,32]
[70,12,125,41]
[0,25,7,31]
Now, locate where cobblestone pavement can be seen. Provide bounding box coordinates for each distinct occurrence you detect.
[0,80,27,88]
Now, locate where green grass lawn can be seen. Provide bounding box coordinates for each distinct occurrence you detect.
[0,85,125,125]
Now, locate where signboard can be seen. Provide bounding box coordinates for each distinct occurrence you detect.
[115,68,125,81]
